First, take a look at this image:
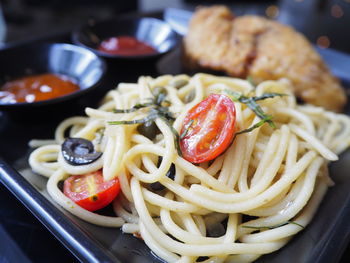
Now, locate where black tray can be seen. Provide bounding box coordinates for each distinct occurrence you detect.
[1,17,350,263]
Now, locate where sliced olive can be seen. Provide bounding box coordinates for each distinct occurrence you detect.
[150,157,175,191]
[171,79,188,89]
[207,222,226,237]
[137,121,160,140]
[62,137,102,166]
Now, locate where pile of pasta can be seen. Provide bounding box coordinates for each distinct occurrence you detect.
[29,74,350,263]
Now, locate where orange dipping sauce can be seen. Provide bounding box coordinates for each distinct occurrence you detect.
[0,73,80,104]
[98,36,157,56]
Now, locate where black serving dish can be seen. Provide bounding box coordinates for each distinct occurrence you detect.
[1,18,350,263]
[72,17,179,60]
[0,43,106,121]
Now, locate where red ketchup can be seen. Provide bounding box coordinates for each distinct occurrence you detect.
[0,73,80,104]
[97,36,157,56]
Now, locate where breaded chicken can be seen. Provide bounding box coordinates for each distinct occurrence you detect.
[183,6,347,112]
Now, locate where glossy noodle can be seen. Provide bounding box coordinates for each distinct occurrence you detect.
[29,74,350,262]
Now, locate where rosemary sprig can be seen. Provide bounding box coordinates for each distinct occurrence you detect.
[108,86,182,155]
[113,102,154,113]
[253,93,287,102]
[233,116,273,140]
[156,106,176,121]
[225,89,285,131]
[242,221,304,230]
[108,113,158,125]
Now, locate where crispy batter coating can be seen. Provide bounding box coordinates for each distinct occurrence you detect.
[183,6,347,112]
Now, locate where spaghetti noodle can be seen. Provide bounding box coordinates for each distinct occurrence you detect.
[29,74,350,262]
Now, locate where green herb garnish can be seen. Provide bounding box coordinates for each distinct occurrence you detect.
[224,90,286,134]
[253,93,287,102]
[233,116,273,139]
[242,221,304,230]
[113,102,154,113]
[108,112,158,125]
[108,87,182,155]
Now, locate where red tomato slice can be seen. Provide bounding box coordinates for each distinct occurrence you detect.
[63,170,120,212]
[179,94,236,163]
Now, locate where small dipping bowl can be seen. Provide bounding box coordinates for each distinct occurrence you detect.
[0,43,106,120]
[72,17,179,60]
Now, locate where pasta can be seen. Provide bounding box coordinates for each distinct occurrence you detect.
[29,73,350,262]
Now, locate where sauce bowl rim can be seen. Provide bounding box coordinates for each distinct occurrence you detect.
[71,16,180,59]
[0,42,106,109]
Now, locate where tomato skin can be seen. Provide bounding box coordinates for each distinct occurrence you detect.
[63,170,120,212]
[179,94,236,163]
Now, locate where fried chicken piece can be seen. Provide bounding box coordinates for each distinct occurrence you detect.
[183,6,347,112]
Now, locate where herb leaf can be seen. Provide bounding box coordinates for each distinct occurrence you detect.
[224,90,285,129]
[253,93,287,101]
[109,86,182,156]
[242,220,304,230]
[108,113,158,125]
[113,102,154,113]
[234,116,273,139]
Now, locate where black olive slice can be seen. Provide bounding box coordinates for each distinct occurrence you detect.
[137,121,160,140]
[207,222,226,237]
[150,157,176,191]
[62,137,102,166]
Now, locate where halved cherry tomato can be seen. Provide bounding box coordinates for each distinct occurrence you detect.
[63,170,120,212]
[179,94,236,163]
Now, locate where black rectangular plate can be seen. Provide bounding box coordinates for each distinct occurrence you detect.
[1,21,350,263]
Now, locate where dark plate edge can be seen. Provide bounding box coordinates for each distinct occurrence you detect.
[0,158,119,263]
[312,192,350,263]
[306,47,350,263]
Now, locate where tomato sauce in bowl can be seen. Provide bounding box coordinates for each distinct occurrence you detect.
[0,73,80,104]
[97,36,157,56]
[72,17,179,60]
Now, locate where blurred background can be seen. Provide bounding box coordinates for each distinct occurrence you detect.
[0,0,350,53]
[0,0,349,263]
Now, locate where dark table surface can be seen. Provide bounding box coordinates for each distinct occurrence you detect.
[1,0,350,262]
